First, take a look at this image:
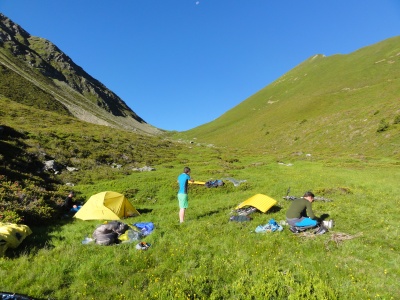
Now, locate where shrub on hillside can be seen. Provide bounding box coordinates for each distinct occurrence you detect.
[393,114,400,125]
[0,175,60,225]
[377,119,390,132]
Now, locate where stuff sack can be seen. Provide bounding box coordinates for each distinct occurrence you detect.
[133,222,155,236]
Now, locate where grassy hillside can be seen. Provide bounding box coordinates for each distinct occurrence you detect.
[1,143,399,299]
[177,36,400,160]
[0,96,188,224]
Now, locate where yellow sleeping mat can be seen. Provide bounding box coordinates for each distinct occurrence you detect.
[0,222,32,256]
[235,194,277,213]
[188,181,206,185]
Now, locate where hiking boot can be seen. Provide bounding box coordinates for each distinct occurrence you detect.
[314,225,328,235]
[289,226,299,234]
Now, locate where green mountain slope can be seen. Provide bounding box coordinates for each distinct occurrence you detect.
[0,13,160,135]
[179,36,400,159]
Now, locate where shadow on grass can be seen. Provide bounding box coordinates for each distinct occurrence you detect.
[196,209,221,219]
[4,217,72,259]
[137,208,153,214]
[319,213,330,221]
[267,206,282,214]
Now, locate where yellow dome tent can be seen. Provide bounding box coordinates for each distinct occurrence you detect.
[74,191,140,220]
[235,193,277,213]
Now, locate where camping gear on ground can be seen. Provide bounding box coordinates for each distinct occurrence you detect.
[118,228,143,243]
[283,187,333,202]
[314,225,328,235]
[236,206,257,216]
[229,215,252,222]
[0,291,37,300]
[133,222,155,236]
[283,189,333,202]
[74,191,140,220]
[81,237,94,245]
[322,219,334,229]
[205,180,225,188]
[255,219,283,233]
[0,222,32,257]
[235,194,277,214]
[135,241,151,250]
[289,224,328,235]
[92,221,129,245]
[283,195,333,202]
[222,177,247,187]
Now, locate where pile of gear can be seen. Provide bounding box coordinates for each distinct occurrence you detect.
[92,221,130,246]
[255,219,283,233]
[87,221,155,246]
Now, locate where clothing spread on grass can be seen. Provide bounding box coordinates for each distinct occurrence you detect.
[177,173,191,194]
[255,219,283,233]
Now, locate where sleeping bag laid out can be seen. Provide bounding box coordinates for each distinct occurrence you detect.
[92,221,129,245]
[0,222,32,257]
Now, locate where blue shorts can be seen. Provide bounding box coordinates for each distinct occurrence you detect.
[286,217,317,227]
[178,193,188,209]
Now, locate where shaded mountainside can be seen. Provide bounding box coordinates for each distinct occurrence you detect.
[0,13,160,135]
[179,36,400,159]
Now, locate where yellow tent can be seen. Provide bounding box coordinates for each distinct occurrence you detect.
[235,194,277,213]
[0,222,32,257]
[74,191,140,220]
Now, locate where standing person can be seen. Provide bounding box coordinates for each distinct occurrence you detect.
[177,167,194,223]
[286,191,319,232]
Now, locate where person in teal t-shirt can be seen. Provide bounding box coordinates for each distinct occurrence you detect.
[177,167,194,223]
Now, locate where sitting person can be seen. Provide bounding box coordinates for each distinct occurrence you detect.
[62,191,81,212]
[286,191,319,233]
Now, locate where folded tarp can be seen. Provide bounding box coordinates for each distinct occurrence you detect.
[0,222,32,256]
[235,194,277,213]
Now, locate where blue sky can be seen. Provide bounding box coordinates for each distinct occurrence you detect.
[1,1,400,131]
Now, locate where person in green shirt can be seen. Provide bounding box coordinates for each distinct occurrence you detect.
[286,191,319,230]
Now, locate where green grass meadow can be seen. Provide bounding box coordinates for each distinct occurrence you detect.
[1,147,399,299]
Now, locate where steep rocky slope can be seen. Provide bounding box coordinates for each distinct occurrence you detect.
[0,13,160,135]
